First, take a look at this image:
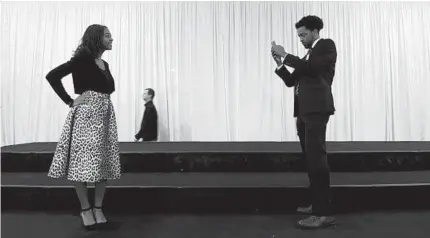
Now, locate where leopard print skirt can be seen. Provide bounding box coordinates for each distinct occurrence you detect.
[48,90,121,183]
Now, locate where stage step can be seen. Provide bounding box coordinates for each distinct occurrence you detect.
[3,172,430,213]
[2,142,430,173]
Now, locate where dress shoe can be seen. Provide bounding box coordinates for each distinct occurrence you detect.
[296,216,336,229]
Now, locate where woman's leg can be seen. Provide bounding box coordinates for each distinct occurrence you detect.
[93,180,108,223]
[75,182,95,226]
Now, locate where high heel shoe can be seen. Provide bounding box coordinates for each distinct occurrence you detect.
[81,207,96,230]
[93,206,108,228]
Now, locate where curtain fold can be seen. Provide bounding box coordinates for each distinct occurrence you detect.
[1,1,429,146]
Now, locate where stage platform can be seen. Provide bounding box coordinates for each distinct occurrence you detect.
[2,141,430,213]
[2,141,430,172]
[2,171,430,213]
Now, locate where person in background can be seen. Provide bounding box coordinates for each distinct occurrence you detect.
[135,88,158,142]
[46,24,121,230]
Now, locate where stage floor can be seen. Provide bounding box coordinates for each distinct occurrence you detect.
[3,211,430,238]
[3,171,430,187]
[3,143,430,213]
[2,141,430,154]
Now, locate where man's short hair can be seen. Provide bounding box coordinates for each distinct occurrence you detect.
[145,88,155,99]
[295,15,324,32]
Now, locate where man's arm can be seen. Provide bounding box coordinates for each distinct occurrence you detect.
[135,106,157,140]
[135,110,147,140]
[149,108,158,140]
[146,107,158,129]
[283,39,337,74]
[275,66,298,88]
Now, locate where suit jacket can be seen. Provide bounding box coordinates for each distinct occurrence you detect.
[275,38,337,117]
[135,101,158,141]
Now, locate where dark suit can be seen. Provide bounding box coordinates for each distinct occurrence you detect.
[135,101,158,141]
[275,38,337,216]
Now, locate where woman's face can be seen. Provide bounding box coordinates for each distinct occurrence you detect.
[102,28,113,50]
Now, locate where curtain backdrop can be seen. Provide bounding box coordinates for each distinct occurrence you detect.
[1,1,430,146]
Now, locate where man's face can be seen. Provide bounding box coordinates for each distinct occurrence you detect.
[143,90,152,102]
[297,26,316,49]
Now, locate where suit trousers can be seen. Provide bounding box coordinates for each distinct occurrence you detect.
[296,113,331,216]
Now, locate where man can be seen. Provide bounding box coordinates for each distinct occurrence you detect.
[271,15,337,229]
[135,88,158,142]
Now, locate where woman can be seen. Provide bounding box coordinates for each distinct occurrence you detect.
[46,24,121,229]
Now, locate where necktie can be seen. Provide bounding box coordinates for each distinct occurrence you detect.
[305,48,312,60]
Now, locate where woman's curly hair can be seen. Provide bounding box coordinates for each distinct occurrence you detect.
[73,24,108,58]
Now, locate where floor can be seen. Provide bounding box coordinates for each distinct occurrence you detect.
[3,171,430,187]
[3,141,430,238]
[3,210,430,238]
[3,141,430,153]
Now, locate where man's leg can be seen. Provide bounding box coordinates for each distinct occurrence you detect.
[296,117,313,213]
[297,113,334,228]
[296,117,307,167]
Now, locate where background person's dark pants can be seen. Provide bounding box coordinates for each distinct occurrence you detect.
[297,113,331,216]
